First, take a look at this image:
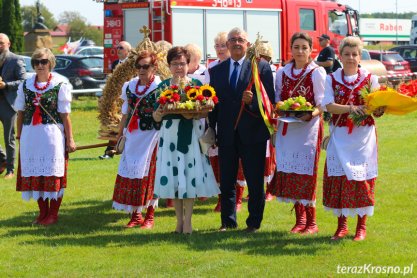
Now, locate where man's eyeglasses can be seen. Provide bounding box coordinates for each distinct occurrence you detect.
[228,37,246,44]
[32,59,49,66]
[170,62,187,68]
[135,64,152,70]
[116,46,125,50]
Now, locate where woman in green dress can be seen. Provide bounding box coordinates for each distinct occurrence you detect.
[153,46,219,234]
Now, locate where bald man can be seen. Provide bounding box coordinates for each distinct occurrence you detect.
[0,33,26,178]
[111,41,132,72]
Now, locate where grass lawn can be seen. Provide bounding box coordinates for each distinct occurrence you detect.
[0,96,416,277]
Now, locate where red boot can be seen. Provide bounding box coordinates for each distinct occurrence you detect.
[165,199,174,208]
[40,198,62,226]
[141,206,155,229]
[265,183,274,201]
[125,210,143,228]
[353,215,367,241]
[331,216,349,240]
[235,185,244,212]
[33,198,49,224]
[301,206,318,234]
[290,203,306,233]
[213,194,221,212]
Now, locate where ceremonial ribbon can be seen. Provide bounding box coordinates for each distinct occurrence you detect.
[250,56,276,135]
[32,93,43,125]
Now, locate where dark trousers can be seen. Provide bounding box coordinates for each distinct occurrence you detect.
[219,135,266,229]
[0,99,16,172]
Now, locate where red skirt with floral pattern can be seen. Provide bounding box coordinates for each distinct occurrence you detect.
[270,121,323,201]
[112,147,157,207]
[323,163,375,209]
[16,152,68,192]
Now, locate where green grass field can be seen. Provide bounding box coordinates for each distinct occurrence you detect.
[0,97,416,277]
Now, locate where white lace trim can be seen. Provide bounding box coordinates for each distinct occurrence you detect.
[277,197,316,207]
[21,189,65,201]
[326,154,378,180]
[324,206,374,217]
[21,156,65,177]
[237,180,247,186]
[112,199,159,213]
[276,150,316,175]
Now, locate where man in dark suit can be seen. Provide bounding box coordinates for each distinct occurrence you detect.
[209,27,275,232]
[0,33,26,179]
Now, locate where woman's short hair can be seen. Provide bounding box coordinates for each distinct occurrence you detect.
[155,40,172,52]
[184,43,202,61]
[166,46,190,65]
[339,36,363,55]
[290,32,312,49]
[31,48,56,70]
[214,32,228,44]
[135,50,157,66]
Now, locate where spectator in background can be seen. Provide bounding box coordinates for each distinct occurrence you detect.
[0,33,26,179]
[184,43,207,82]
[316,34,335,74]
[99,41,132,160]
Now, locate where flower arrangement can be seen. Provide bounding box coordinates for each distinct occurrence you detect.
[157,83,218,113]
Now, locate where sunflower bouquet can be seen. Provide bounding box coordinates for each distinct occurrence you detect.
[157,83,218,114]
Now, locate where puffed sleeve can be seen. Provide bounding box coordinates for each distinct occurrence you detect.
[57,82,73,113]
[15,82,26,111]
[312,67,326,106]
[370,74,380,90]
[274,67,284,102]
[321,75,335,111]
[121,81,130,115]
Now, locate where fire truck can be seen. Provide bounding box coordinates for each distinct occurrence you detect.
[100,0,359,73]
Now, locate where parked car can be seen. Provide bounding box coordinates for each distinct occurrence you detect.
[359,49,388,83]
[54,55,106,90]
[368,50,412,83]
[20,55,72,88]
[74,46,104,58]
[389,45,417,73]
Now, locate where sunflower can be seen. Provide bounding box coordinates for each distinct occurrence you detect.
[186,87,201,100]
[161,89,174,99]
[200,84,216,98]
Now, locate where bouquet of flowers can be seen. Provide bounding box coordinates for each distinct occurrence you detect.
[157,83,218,114]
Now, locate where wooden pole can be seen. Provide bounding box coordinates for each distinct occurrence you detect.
[76,142,110,151]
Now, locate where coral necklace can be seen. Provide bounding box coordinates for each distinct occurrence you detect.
[135,75,155,96]
[341,69,361,87]
[34,73,52,91]
[290,62,308,79]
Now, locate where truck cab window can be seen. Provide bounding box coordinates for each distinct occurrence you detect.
[299,9,316,31]
[328,11,348,35]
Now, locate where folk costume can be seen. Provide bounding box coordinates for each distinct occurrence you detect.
[154,78,220,200]
[272,61,326,233]
[112,76,161,229]
[322,68,379,241]
[15,73,72,225]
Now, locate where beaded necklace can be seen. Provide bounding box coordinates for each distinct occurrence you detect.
[135,75,155,96]
[34,73,52,91]
[290,62,308,79]
[341,69,361,87]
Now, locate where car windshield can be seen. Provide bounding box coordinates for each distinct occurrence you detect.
[382,53,404,62]
[361,50,371,60]
[81,58,103,68]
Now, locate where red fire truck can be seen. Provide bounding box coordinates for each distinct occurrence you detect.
[100,0,359,73]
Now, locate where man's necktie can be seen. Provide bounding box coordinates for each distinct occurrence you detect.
[230,61,239,90]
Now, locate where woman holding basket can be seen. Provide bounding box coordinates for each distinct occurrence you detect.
[153,46,219,234]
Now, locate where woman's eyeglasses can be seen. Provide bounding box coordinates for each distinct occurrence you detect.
[135,64,152,70]
[32,59,49,66]
[214,44,227,49]
[116,46,124,50]
[170,62,187,68]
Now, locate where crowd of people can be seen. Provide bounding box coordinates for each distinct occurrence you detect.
[1,28,386,240]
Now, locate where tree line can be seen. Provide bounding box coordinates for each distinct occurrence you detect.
[0,0,102,53]
[361,12,416,20]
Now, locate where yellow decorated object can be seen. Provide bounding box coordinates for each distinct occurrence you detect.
[365,88,417,115]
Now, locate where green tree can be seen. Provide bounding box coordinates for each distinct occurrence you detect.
[361,12,415,20]
[21,3,58,32]
[0,0,3,33]
[59,11,102,45]
[2,0,23,53]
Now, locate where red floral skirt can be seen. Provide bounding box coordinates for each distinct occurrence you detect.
[323,163,375,209]
[16,153,68,193]
[112,147,157,207]
[270,122,323,202]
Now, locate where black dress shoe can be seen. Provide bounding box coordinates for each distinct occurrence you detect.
[244,226,258,233]
[99,154,113,160]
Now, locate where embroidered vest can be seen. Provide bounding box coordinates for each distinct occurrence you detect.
[22,81,63,125]
[126,86,161,131]
[281,69,316,105]
[330,74,374,128]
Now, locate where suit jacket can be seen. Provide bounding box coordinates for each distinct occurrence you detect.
[0,51,26,111]
[111,59,121,72]
[209,58,274,146]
